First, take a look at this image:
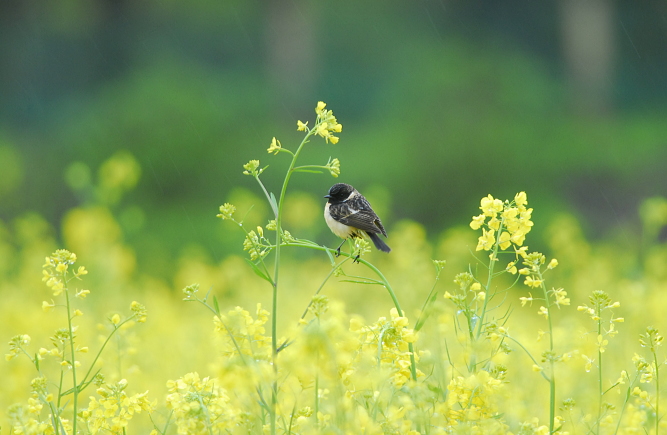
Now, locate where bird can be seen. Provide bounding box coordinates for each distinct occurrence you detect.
[323,183,391,256]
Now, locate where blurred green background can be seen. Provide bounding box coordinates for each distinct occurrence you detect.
[1,0,666,283]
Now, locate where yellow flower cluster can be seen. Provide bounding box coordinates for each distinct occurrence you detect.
[446,371,505,425]
[242,229,270,261]
[216,203,236,221]
[326,157,341,177]
[41,249,87,296]
[6,334,31,361]
[470,192,533,252]
[351,308,420,387]
[241,159,263,177]
[130,301,148,323]
[166,373,239,434]
[639,326,663,352]
[80,380,154,434]
[444,272,486,308]
[7,401,51,435]
[297,101,343,144]
[214,304,272,360]
[577,290,622,322]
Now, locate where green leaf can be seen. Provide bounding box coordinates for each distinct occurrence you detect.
[269,192,279,218]
[203,286,213,303]
[340,279,382,285]
[325,248,335,265]
[213,296,221,316]
[414,291,439,332]
[292,169,323,174]
[245,258,273,284]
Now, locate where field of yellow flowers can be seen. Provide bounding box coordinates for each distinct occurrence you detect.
[3,103,667,434]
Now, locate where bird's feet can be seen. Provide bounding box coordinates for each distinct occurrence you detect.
[353,254,360,264]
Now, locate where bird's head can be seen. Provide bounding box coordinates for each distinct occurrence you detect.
[324,183,355,204]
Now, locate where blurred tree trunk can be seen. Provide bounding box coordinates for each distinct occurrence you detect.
[559,0,616,116]
[265,0,317,111]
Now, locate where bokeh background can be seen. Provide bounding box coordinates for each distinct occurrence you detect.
[2,1,667,430]
[2,0,667,278]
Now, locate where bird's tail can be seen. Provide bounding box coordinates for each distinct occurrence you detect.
[368,232,391,253]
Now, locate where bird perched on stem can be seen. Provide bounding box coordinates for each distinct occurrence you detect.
[323,183,391,256]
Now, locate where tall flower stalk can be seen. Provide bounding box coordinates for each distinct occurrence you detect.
[577,290,623,434]
[219,102,343,434]
[6,250,151,434]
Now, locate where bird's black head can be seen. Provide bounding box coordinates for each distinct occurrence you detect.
[324,183,355,204]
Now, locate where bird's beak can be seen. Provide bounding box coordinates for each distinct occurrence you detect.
[324,194,331,199]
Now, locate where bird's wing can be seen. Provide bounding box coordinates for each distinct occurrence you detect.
[329,202,386,235]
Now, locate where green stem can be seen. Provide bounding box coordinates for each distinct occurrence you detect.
[475,221,504,342]
[539,277,556,434]
[654,349,660,435]
[502,334,551,383]
[596,317,603,435]
[268,129,316,435]
[235,216,274,284]
[413,268,443,332]
[64,288,78,434]
[284,241,418,381]
[300,257,351,321]
[77,316,136,393]
[613,372,638,435]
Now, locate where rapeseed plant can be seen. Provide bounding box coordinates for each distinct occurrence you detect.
[6,104,667,435]
[6,250,152,434]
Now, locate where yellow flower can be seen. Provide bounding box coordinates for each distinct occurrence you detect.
[597,334,609,352]
[524,276,542,288]
[519,294,533,306]
[242,160,263,176]
[267,137,282,154]
[488,216,501,230]
[131,301,148,323]
[51,281,65,296]
[313,102,342,144]
[498,231,511,250]
[515,191,527,207]
[476,228,495,251]
[470,214,485,230]
[509,229,527,246]
[506,261,517,274]
[582,355,594,372]
[480,194,503,216]
[327,158,341,177]
[552,288,570,306]
[297,120,308,131]
[217,203,236,220]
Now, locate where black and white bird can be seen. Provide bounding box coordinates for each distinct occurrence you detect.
[323,183,391,255]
